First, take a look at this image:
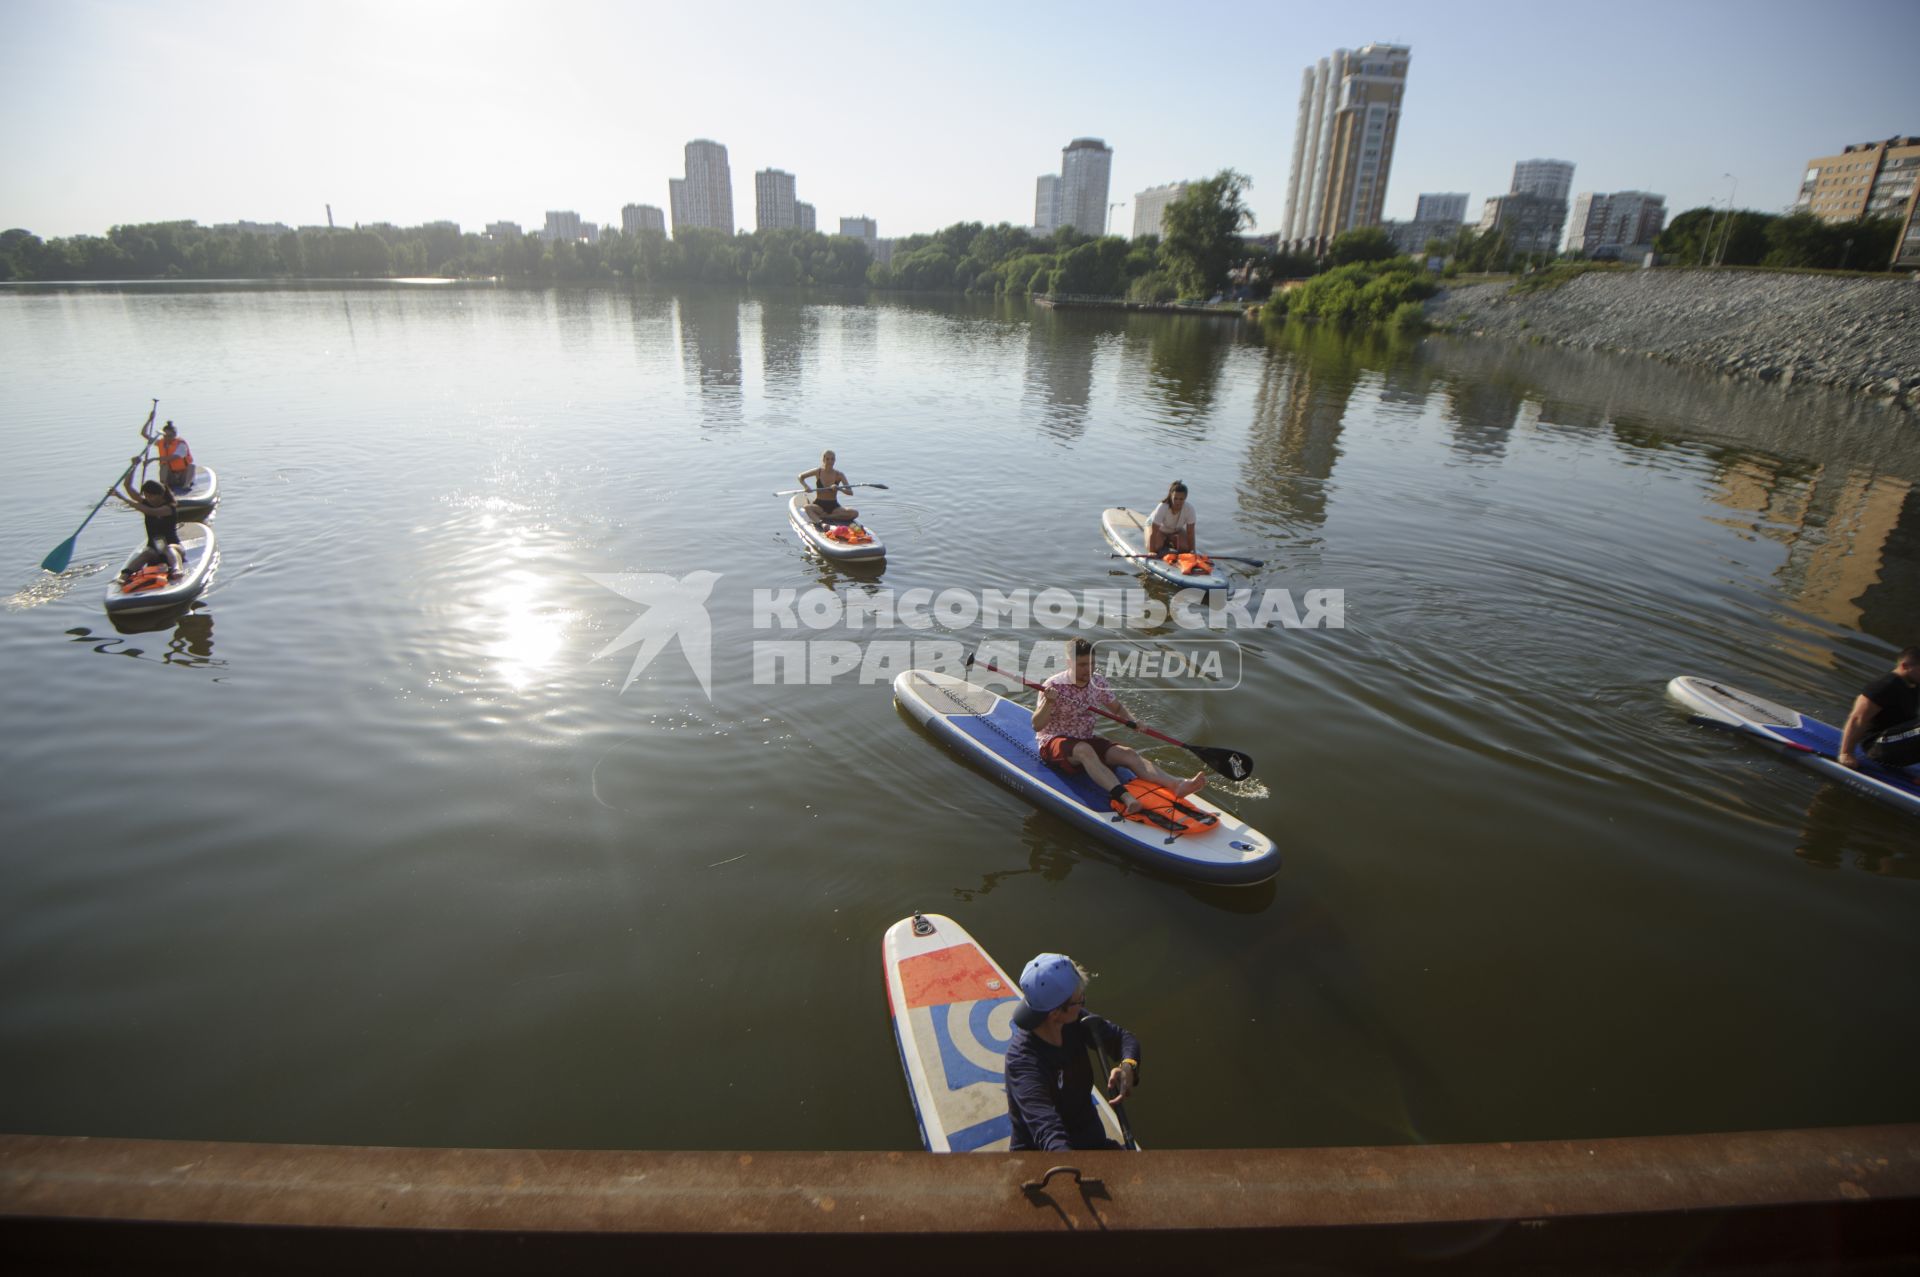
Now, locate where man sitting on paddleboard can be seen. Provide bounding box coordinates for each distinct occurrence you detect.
[1839,646,1920,770]
[1147,480,1197,558]
[1034,637,1205,815]
[797,450,857,525]
[1005,953,1139,1152]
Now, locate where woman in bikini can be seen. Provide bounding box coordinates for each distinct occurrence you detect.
[798,450,858,525]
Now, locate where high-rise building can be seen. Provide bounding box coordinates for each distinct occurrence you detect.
[1793,136,1920,224]
[622,204,665,235]
[1511,160,1575,203]
[1414,192,1468,224]
[756,169,798,231]
[670,139,734,237]
[1132,182,1189,239]
[1477,191,1567,257]
[1383,192,1469,254]
[839,216,877,242]
[485,221,522,240]
[1566,191,1666,257]
[1058,138,1114,235]
[543,210,582,242]
[1474,159,1575,256]
[1281,43,1411,253]
[1034,174,1061,233]
[795,202,816,232]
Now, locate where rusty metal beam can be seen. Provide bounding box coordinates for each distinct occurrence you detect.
[4,1126,1918,1273]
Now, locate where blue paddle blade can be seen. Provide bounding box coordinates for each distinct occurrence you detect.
[41,538,77,574]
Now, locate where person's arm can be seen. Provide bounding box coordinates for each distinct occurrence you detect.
[1097,677,1137,729]
[1838,694,1881,768]
[797,466,819,490]
[1032,690,1054,733]
[1187,512,1199,553]
[1005,1048,1073,1152]
[1085,1014,1141,1100]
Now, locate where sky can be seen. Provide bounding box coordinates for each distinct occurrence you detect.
[1,0,1914,241]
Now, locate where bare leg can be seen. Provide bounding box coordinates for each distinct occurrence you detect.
[1074,742,1140,813]
[1107,745,1205,800]
[1147,526,1167,556]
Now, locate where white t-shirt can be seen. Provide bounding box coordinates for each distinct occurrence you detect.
[1149,500,1195,533]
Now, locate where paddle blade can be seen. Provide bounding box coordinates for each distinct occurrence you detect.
[41,537,77,574]
[1190,744,1255,781]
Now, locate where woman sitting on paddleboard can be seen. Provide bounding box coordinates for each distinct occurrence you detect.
[797,450,857,525]
[1147,480,1196,558]
[1034,638,1204,816]
[110,474,184,584]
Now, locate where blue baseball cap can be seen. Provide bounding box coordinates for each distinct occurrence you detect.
[1014,953,1081,1029]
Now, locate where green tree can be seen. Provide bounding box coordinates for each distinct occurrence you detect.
[1156,169,1253,298]
[1326,226,1396,266]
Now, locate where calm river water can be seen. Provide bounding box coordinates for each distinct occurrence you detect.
[2,283,1916,1153]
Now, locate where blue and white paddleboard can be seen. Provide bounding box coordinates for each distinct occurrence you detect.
[892,669,1280,884]
[1667,675,1920,818]
[882,912,1127,1153]
[1102,506,1229,592]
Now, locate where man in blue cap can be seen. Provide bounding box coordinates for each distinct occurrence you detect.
[1003,952,1141,1151]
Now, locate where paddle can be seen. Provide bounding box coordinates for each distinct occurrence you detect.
[1088,1021,1139,1151]
[41,401,158,574]
[772,481,890,497]
[966,652,1256,781]
[1111,552,1265,568]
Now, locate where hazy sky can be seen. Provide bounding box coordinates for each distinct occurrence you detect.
[3,0,1914,240]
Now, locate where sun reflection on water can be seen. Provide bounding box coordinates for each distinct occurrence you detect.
[480,573,575,691]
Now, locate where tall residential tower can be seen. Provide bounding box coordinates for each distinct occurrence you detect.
[1280,43,1411,254]
[755,169,797,231]
[669,139,734,237]
[1058,138,1114,235]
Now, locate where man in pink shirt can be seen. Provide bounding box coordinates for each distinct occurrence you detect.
[1033,638,1205,815]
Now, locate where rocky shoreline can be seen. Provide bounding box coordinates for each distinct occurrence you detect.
[1424,270,1920,410]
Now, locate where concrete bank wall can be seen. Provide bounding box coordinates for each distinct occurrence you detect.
[1425,270,1920,409]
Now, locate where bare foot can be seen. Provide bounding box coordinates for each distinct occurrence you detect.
[1173,772,1206,800]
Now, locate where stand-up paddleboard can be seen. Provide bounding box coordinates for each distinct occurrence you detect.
[172,466,219,519]
[893,669,1280,884]
[1667,675,1920,817]
[883,912,1129,1153]
[104,522,218,614]
[788,493,884,562]
[1102,507,1229,591]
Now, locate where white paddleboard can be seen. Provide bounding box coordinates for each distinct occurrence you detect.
[882,912,1127,1153]
[172,466,219,519]
[104,522,218,615]
[788,493,884,562]
[1102,506,1228,591]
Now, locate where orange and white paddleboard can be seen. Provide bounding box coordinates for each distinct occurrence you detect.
[881,912,1125,1152]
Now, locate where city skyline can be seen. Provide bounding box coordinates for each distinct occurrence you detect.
[1,0,1913,243]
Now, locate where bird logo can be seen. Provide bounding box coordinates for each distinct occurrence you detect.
[586,570,722,699]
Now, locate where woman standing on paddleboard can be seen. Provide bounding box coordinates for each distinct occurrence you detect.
[1146,480,1197,558]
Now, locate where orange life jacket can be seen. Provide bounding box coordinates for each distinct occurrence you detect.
[158,434,193,473]
[121,564,173,594]
[1161,552,1214,576]
[825,523,872,545]
[1109,779,1219,837]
